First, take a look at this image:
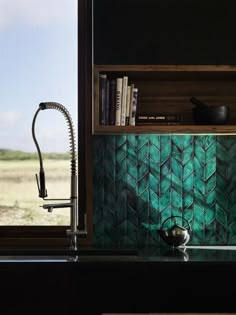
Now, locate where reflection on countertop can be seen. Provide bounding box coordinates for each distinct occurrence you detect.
[140,245,236,262]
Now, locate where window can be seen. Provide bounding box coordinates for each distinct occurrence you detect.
[0,0,78,228]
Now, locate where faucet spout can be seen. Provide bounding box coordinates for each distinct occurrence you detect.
[42,202,73,210]
[32,102,87,251]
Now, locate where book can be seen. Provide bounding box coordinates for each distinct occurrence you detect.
[99,73,107,125]
[136,121,180,125]
[109,79,116,125]
[120,76,128,126]
[115,77,123,126]
[136,113,182,125]
[128,84,134,125]
[125,85,131,125]
[105,79,110,124]
[129,87,138,126]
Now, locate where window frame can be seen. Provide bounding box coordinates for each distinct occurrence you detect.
[0,0,92,247]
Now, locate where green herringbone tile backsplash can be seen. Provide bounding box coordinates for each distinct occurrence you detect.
[93,135,236,246]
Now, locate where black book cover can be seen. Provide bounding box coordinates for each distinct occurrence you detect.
[136,113,182,124]
[109,79,116,125]
[105,79,110,125]
[99,74,107,125]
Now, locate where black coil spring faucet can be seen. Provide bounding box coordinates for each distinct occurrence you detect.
[32,102,87,251]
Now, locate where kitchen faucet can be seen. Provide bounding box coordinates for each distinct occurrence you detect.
[32,102,87,251]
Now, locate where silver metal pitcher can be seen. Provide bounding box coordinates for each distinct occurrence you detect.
[158,215,192,247]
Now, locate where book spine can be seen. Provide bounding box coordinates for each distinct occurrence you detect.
[115,78,123,126]
[129,86,138,126]
[109,79,116,125]
[136,121,180,125]
[105,79,110,125]
[99,74,107,125]
[129,84,134,125]
[125,85,131,125]
[136,113,182,124]
[120,76,128,126]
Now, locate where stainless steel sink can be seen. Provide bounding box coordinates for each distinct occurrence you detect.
[0,256,71,262]
[0,248,139,262]
[0,255,140,262]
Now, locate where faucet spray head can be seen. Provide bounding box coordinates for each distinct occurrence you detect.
[39,102,47,110]
[35,170,47,198]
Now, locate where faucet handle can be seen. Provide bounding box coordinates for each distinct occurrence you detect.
[35,172,47,198]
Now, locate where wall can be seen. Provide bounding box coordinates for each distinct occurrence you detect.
[92,0,236,246]
[93,135,236,246]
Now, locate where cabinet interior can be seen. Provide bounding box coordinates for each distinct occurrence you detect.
[93,65,236,135]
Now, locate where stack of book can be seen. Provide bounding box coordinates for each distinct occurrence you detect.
[99,74,138,126]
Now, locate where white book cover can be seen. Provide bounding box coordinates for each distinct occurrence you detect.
[129,87,138,126]
[115,77,123,126]
[120,76,128,126]
[125,85,131,125]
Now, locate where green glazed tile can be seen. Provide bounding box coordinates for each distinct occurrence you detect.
[93,135,236,246]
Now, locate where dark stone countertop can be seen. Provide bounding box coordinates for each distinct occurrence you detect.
[0,245,236,314]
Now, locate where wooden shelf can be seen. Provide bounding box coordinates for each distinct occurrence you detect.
[93,65,236,135]
[93,125,236,135]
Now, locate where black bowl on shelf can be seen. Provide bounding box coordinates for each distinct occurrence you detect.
[190,96,230,125]
[192,105,230,125]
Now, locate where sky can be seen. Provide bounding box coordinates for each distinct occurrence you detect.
[0,0,78,152]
